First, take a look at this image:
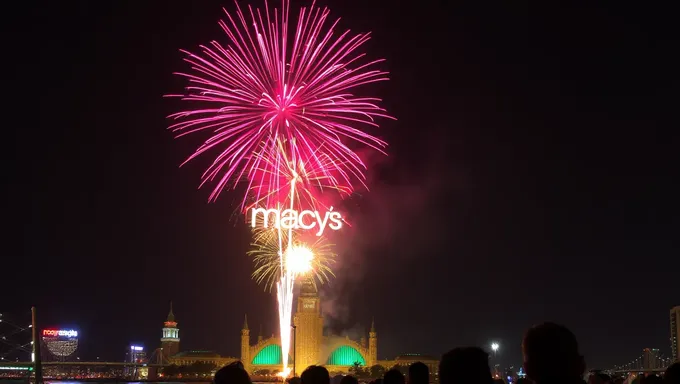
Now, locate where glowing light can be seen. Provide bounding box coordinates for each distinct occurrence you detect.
[285,245,313,274]
[326,345,366,366]
[277,368,292,379]
[131,346,144,351]
[251,344,288,365]
[42,329,78,338]
[491,342,499,352]
[248,227,335,291]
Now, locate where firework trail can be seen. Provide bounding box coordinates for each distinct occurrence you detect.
[168,0,392,374]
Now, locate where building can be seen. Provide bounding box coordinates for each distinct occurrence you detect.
[672,306,680,362]
[158,304,238,368]
[160,303,180,360]
[158,287,439,376]
[41,329,79,362]
[127,345,147,363]
[241,280,438,376]
[125,345,148,379]
[242,280,377,375]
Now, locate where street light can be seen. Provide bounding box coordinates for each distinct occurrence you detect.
[491,342,499,358]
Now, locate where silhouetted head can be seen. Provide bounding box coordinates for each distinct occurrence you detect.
[588,373,604,384]
[333,374,345,384]
[289,378,302,384]
[408,362,429,384]
[643,375,663,384]
[439,347,493,384]
[384,369,406,384]
[341,375,359,384]
[214,361,251,384]
[301,365,330,384]
[522,323,585,384]
[664,362,680,384]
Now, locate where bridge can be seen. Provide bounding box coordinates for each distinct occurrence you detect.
[2,361,166,368]
[606,348,675,375]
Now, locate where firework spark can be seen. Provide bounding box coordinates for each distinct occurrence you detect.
[167,0,393,208]
[249,227,336,291]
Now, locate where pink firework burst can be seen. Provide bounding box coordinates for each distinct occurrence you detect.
[167,0,393,208]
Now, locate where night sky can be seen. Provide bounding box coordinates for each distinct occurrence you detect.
[4,0,678,370]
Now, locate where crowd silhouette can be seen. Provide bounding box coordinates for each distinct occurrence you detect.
[214,322,679,384]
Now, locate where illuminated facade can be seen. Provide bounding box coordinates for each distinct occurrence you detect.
[127,345,147,363]
[672,306,679,362]
[243,280,377,375]
[41,329,79,361]
[160,303,180,359]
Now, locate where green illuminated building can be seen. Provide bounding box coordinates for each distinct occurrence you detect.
[242,280,377,375]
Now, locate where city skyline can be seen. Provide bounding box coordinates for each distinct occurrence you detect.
[3,301,678,371]
[4,0,678,372]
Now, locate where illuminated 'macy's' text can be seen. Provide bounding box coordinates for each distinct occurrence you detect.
[250,207,343,236]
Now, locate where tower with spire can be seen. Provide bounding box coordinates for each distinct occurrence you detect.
[160,302,180,358]
[368,318,377,366]
[241,315,251,372]
[293,279,324,371]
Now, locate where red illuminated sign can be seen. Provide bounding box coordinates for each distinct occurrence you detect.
[42,329,78,337]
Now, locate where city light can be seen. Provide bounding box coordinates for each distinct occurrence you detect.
[130,345,143,351]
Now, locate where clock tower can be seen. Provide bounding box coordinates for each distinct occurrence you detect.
[293,280,323,373]
[160,302,180,359]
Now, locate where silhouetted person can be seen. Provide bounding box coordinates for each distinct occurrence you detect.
[333,374,345,384]
[439,347,493,384]
[301,366,331,384]
[588,374,604,384]
[664,362,680,384]
[289,377,302,384]
[409,362,429,384]
[342,375,360,384]
[214,361,251,384]
[643,375,663,384]
[516,378,531,384]
[522,323,586,384]
[384,369,406,384]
